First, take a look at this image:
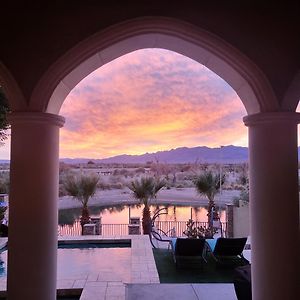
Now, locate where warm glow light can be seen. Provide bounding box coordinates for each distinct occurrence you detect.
[58,48,248,159]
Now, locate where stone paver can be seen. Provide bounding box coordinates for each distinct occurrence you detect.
[85,281,108,287]
[126,283,238,300]
[106,286,125,297]
[126,284,198,300]
[57,279,75,289]
[73,279,87,288]
[0,235,244,299]
[192,284,238,300]
[0,235,159,300]
[80,286,107,300]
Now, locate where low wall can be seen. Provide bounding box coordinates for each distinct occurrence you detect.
[226,202,250,238]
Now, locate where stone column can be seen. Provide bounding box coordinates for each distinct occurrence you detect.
[90,217,102,235]
[244,112,300,300]
[7,112,65,300]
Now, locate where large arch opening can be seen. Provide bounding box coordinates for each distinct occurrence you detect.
[58,47,248,235]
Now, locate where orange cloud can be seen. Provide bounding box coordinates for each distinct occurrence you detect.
[60,49,247,158]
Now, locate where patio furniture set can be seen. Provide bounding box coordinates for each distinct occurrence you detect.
[150,210,251,300]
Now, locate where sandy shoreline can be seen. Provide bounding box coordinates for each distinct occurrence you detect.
[58,187,240,210]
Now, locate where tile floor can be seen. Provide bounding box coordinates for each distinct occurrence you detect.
[0,236,248,299]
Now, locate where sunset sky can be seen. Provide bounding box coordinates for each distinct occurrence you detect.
[59,48,248,159]
[0,48,251,159]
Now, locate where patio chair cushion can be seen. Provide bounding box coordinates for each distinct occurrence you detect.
[210,237,249,268]
[172,238,207,269]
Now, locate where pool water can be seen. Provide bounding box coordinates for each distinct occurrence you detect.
[0,242,131,282]
[58,241,130,249]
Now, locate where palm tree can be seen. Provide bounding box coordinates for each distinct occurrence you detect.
[193,171,225,227]
[128,177,165,234]
[63,173,99,232]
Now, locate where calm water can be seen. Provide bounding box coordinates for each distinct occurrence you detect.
[59,204,226,226]
[0,244,131,282]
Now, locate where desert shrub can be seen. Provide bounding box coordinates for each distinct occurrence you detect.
[232,184,245,190]
[135,167,145,174]
[232,185,249,205]
[237,173,248,186]
[113,169,130,176]
[109,175,124,184]
[176,173,187,181]
[180,165,192,172]
[119,169,129,176]
[232,197,240,206]
[112,169,120,176]
[59,162,72,174]
[0,172,9,194]
[59,184,68,197]
[110,182,124,189]
[97,180,111,190]
[176,184,184,188]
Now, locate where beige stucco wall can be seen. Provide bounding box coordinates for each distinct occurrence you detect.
[233,201,250,238]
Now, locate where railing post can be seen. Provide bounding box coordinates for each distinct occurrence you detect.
[226,204,234,238]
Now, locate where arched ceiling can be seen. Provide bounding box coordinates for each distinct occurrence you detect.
[0,2,299,111]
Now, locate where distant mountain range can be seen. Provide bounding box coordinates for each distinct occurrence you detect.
[0,145,299,164]
[60,145,249,164]
[1,145,299,165]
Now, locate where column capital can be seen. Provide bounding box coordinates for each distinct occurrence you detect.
[243,111,300,127]
[8,112,65,128]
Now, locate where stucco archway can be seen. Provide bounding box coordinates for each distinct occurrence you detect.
[29,17,279,115]
[0,62,26,111]
[3,16,300,300]
[282,70,300,111]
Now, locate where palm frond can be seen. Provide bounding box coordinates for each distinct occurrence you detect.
[128,176,166,205]
[63,173,99,206]
[193,171,225,202]
[153,178,166,197]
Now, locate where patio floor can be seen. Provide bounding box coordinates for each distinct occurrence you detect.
[126,283,238,300]
[0,236,251,299]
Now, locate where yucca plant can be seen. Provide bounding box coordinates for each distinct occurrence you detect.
[63,173,99,232]
[128,177,165,234]
[193,171,225,227]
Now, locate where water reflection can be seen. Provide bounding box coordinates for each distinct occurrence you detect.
[57,247,131,282]
[0,247,131,281]
[59,203,226,225]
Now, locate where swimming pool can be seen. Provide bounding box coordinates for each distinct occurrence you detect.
[0,240,132,282]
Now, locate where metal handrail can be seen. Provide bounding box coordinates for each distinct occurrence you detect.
[58,220,227,237]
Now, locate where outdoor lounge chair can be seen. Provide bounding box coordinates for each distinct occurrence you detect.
[172,238,207,269]
[150,225,175,249]
[149,207,176,249]
[207,237,249,268]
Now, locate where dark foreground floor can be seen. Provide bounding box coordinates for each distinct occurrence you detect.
[153,248,236,283]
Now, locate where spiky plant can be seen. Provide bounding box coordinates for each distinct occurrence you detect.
[0,88,10,145]
[128,177,165,234]
[193,171,225,226]
[63,173,99,232]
